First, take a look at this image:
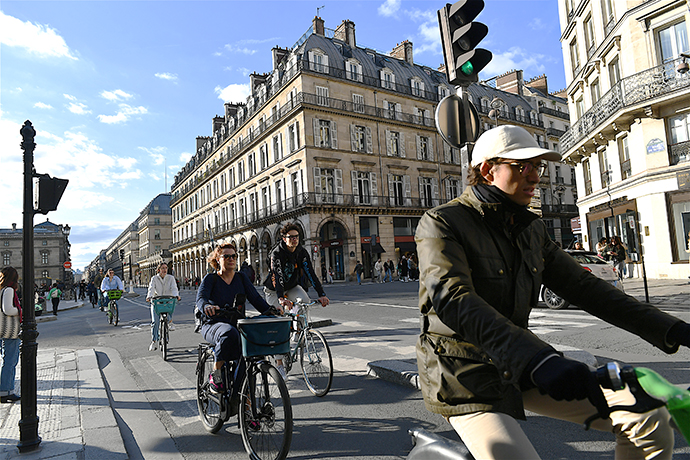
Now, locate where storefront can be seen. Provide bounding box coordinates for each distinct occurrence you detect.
[586,196,640,261]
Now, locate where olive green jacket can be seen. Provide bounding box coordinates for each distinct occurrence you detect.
[415,188,681,419]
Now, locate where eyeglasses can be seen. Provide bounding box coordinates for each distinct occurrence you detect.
[220,254,237,260]
[284,235,299,240]
[496,160,547,178]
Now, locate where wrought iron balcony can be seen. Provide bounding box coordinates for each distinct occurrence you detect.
[539,106,570,120]
[541,204,579,214]
[561,56,690,154]
[171,192,448,250]
[671,140,690,165]
[546,127,567,138]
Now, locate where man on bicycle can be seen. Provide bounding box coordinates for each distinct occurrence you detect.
[146,262,180,352]
[263,223,329,377]
[100,269,124,313]
[415,125,690,459]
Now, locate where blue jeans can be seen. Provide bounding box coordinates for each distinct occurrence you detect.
[202,322,242,364]
[356,272,361,284]
[151,307,174,342]
[384,269,392,282]
[1,338,20,394]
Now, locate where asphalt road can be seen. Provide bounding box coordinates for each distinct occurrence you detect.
[34,280,690,458]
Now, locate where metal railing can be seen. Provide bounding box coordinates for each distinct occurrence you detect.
[539,106,570,120]
[546,127,567,138]
[171,192,448,249]
[671,140,690,165]
[541,204,579,214]
[561,56,690,153]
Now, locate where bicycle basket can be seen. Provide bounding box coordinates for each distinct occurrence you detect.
[106,290,123,300]
[152,297,177,315]
[237,317,291,357]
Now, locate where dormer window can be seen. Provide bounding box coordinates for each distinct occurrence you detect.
[308,48,329,74]
[380,68,395,90]
[411,78,425,97]
[346,59,363,82]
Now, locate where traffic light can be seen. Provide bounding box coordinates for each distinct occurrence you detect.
[119,249,125,260]
[33,174,69,215]
[438,0,493,86]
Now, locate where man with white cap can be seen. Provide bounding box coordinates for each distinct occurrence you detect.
[414,125,690,459]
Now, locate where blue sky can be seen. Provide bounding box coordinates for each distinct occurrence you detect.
[0,0,565,271]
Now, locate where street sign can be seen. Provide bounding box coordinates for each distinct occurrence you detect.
[435,92,480,149]
[63,261,72,269]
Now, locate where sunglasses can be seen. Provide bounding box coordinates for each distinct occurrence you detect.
[220,253,237,260]
[496,160,547,178]
[284,235,299,240]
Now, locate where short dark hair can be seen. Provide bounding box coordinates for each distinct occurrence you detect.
[466,158,502,186]
[208,243,237,270]
[0,267,18,289]
[281,223,300,237]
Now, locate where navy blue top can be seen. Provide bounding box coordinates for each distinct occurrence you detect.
[195,272,271,324]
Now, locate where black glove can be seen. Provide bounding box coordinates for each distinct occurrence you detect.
[667,322,690,348]
[531,355,609,418]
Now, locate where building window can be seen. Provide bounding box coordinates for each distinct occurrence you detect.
[438,85,450,100]
[658,21,688,63]
[316,168,337,203]
[346,59,362,82]
[352,94,365,114]
[238,160,245,183]
[42,240,47,246]
[260,143,269,170]
[419,177,437,208]
[351,125,371,153]
[390,174,405,206]
[308,49,328,73]
[41,252,48,264]
[154,229,161,240]
[316,85,329,107]
[417,135,432,161]
[446,178,461,200]
[584,15,596,57]
[590,79,600,104]
[380,69,395,90]
[608,56,621,87]
[248,153,256,177]
[42,270,49,279]
[272,135,282,162]
[387,131,404,157]
[583,159,592,195]
[670,113,690,163]
[3,241,8,247]
[352,171,375,205]
[598,149,610,187]
[601,0,614,27]
[314,119,337,149]
[2,254,10,266]
[619,135,631,179]
[515,106,525,122]
[154,218,160,225]
[576,97,585,118]
[570,38,580,76]
[288,122,300,152]
[411,78,424,97]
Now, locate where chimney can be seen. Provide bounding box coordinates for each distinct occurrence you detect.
[438,63,446,73]
[525,74,548,95]
[390,40,413,65]
[212,116,225,133]
[249,72,268,95]
[272,46,290,70]
[313,16,325,36]
[196,136,209,151]
[224,102,241,120]
[12,223,16,231]
[334,20,356,48]
[496,69,523,95]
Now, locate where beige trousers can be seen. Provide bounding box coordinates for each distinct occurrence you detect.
[264,285,310,314]
[448,387,674,460]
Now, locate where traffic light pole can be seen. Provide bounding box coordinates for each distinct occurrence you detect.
[19,120,41,452]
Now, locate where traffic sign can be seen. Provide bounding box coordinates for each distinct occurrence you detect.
[63,261,72,269]
[435,92,480,149]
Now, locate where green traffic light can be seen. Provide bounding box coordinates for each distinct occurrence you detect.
[460,60,474,76]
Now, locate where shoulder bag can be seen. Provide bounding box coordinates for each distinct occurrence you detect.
[0,288,21,340]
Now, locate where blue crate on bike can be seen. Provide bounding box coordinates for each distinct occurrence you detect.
[152,297,176,315]
[238,317,291,357]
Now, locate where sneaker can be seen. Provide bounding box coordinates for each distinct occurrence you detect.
[0,394,20,403]
[149,342,157,351]
[168,322,176,331]
[275,364,287,379]
[209,369,224,394]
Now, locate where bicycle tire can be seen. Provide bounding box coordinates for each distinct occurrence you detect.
[196,347,225,433]
[112,302,119,326]
[240,361,293,460]
[107,302,113,324]
[160,315,168,361]
[299,329,333,397]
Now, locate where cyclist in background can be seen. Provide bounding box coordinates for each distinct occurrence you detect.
[100,269,124,313]
[196,243,277,395]
[263,223,329,376]
[146,262,180,352]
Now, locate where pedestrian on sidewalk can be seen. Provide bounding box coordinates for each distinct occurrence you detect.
[374,258,383,283]
[146,262,181,351]
[399,255,408,282]
[0,267,21,403]
[415,125,690,460]
[49,283,62,316]
[353,261,363,285]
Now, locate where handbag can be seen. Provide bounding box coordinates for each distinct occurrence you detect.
[0,288,21,340]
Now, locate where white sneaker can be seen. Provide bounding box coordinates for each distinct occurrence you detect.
[168,322,176,331]
[275,364,287,379]
[149,342,157,351]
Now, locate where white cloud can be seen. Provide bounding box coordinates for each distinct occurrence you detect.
[179,152,192,163]
[237,67,251,77]
[155,72,178,82]
[483,47,547,78]
[215,83,251,103]
[97,104,147,124]
[223,44,257,55]
[139,146,167,165]
[67,102,91,115]
[34,102,53,109]
[63,94,77,101]
[100,89,133,102]
[117,157,139,170]
[0,11,78,60]
[378,0,401,17]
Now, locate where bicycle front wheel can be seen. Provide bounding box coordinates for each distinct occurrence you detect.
[299,329,333,397]
[160,316,168,361]
[107,302,113,324]
[240,362,292,460]
[197,347,224,433]
[112,302,119,326]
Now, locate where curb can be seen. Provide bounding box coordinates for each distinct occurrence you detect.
[367,345,599,391]
[36,302,85,322]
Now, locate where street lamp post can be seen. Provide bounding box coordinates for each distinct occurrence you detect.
[19,121,41,452]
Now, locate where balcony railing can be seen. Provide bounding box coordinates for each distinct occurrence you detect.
[171,192,448,250]
[539,106,570,120]
[541,204,579,214]
[546,127,567,138]
[561,56,690,153]
[671,140,690,165]
[475,104,543,128]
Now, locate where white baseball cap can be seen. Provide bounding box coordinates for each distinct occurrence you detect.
[471,125,561,166]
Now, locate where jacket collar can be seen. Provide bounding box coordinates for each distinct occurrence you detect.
[459,187,540,237]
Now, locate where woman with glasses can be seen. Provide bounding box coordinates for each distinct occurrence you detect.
[196,243,276,394]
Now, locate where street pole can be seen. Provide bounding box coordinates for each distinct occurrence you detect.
[19,120,41,452]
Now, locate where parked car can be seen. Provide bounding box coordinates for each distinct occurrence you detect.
[540,250,621,310]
